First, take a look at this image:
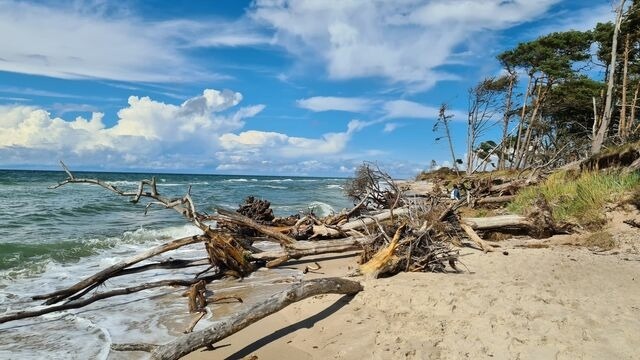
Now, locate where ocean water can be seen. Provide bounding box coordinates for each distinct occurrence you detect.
[0,170,352,359]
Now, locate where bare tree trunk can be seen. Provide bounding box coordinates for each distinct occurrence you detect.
[445,117,459,174]
[499,73,516,170]
[630,81,640,136]
[620,34,630,140]
[513,74,533,169]
[461,215,532,230]
[593,0,626,153]
[146,278,363,360]
[593,96,599,139]
[466,110,475,176]
[516,82,547,169]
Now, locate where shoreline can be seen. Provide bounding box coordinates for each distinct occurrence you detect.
[184,238,640,360]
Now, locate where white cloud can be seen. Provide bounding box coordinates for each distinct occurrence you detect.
[383,123,402,133]
[0,2,266,82]
[383,100,467,121]
[250,0,560,91]
[218,119,362,159]
[383,100,440,119]
[296,96,374,112]
[0,89,264,169]
[537,3,614,35]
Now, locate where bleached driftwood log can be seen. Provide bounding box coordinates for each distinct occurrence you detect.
[250,236,375,267]
[339,207,410,231]
[109,278,363,360]
[461,215,532,231]
[476,195,516,205]
[459,223,496,253]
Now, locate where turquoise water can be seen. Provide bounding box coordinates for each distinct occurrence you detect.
[0,170,351,359]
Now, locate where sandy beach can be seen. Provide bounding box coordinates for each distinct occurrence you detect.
[183,225,640,360]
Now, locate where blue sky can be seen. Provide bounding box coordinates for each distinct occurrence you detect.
[0,0,614,177]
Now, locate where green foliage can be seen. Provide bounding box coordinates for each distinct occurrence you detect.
[508,171,640,229]
[593,22,614,65]
[499,30,593,80]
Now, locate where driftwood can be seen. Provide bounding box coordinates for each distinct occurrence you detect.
[212,208,297,246]
[360,224,407,278]
[250,237,373,266]
[108,278,363,360]
[33,235,206,305]
[339,208,410,231]
[461,215,532,231]
[459,223,496,253]
[2,276,220,324]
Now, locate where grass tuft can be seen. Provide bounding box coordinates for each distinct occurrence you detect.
[508,170,640,229]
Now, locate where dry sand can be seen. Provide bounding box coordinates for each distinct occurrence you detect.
[184,229,640,360]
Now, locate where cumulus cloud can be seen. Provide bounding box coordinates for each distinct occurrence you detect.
[0,89,264,169]
[250,0,560,91]
[296,96,374,112]
[218,119,362,159]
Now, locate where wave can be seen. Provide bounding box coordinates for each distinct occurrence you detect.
[105,180,139,187]
[264,185,287,189]
[263,179,293,183]
[0,224,201,272]
[326,184,343,189]
[225,178,249,182]
[305,201,335,217]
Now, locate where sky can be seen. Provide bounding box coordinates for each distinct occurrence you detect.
[0,0,616,178]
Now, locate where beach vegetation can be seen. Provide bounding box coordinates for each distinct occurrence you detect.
[508,170,640,229]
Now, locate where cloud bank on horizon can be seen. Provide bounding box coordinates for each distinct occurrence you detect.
[0,0,614,177]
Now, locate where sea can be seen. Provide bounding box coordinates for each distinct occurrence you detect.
[0,170,353,359]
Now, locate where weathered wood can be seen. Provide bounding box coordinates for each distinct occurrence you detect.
[488,180,525,195]
[360,224,406,278]
[51,161,206,228]
[461,215,532,231]
[459,223,495,253]
[339,208,410,231]
[111,343,159,352]
[310,224,344,239]
[33,235,206,304]
[476,195,516,205]
[213,208,297,246]
[250,237,372,263]
[145,278,363,360]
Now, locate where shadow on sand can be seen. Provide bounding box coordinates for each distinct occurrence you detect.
[218,293,356,359]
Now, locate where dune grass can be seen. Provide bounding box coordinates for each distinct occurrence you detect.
[508,170,640,229]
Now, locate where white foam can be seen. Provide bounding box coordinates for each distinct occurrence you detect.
[326,184,343,189]
[264,179,293,183]
[264,185,287,189]
[305,201,335,217]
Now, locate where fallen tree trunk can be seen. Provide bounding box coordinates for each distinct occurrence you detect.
[136,278,363,360]
[33,235,206,305]
[476,195,516,205]
[250,237,374,265]
[459,223,496,253]
[461,215,532,231]
[213,208,297,246]
[339,207,410,231]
